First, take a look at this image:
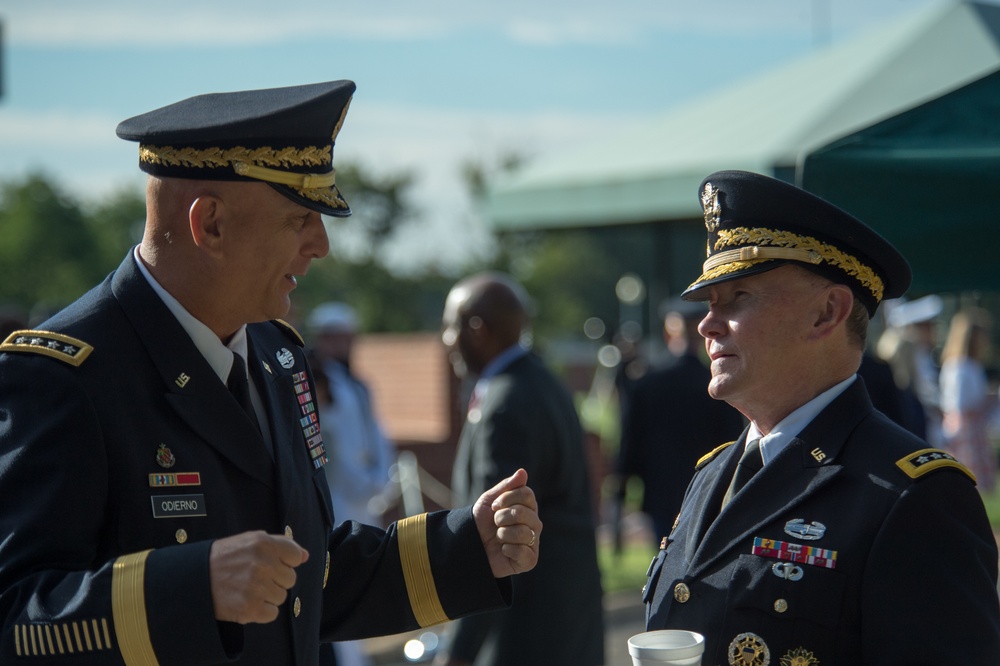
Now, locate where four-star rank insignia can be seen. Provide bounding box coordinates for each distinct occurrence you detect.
[896,447,976,483]
[1,330,93,366]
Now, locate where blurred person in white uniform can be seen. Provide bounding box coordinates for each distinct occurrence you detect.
[307,302,397,666]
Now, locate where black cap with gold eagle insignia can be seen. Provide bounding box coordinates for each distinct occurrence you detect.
[116,80,356,217]
[682,170,911,317]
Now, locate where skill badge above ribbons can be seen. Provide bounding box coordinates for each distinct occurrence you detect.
[784,519,826,540]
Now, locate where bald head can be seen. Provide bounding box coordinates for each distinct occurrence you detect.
[442,272,530,376]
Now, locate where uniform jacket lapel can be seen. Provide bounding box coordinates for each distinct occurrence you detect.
[110,254,275,488]
[684,379,874,578]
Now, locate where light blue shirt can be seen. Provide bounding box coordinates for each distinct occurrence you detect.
[747,375,857,465]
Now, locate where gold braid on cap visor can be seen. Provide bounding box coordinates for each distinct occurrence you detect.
[698,226,885,302]
[138,143,346,208]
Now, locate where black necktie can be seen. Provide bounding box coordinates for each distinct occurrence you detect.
[722,438,762,509]
[227,351,261,433]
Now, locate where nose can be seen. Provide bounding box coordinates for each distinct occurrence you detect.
[305,213,330,259]
[698,307,724,340]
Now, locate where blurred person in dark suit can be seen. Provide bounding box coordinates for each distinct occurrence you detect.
[438,272,604,666]
[616,297,745,541]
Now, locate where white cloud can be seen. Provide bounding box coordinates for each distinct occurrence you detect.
[0,0,946,49]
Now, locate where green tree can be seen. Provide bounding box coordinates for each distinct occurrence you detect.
[0,174,105,315]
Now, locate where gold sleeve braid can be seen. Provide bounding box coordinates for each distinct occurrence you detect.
[397,513,450,627]
[112,550,160,665]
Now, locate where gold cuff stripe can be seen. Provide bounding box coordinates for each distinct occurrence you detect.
[398,513,449,627]
[896,448,977,483]
[139,143,331,170]
[112,550,160,666]
[232,161,336,189]
[13,619,113,657]
[711,226,885,301]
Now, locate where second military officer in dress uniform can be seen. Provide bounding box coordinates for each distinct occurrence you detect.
[642,170,1000,665]
[0,80,541,665]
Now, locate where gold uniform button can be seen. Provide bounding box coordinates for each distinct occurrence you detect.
[284,525,294,539]
[774,598,788,613]
[323,552,330,589]
[175,529,188,544]
[673,583,691,603]
[293,597,302,617]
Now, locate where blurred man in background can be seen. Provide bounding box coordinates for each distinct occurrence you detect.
[438,272,605,666]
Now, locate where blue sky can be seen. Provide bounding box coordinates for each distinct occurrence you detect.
[0,0,945,270]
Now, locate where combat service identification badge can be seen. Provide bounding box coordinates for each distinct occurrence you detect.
[729,632,770,666]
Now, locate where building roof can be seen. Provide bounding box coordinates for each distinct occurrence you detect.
[487,1,1000,230]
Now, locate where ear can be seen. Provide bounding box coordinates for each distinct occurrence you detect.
[811,284,854,339]
[188,194,225,255]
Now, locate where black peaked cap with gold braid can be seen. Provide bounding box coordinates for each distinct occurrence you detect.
[116,80,356,217]
[682,170,911,317]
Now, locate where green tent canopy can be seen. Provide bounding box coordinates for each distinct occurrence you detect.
[801,67,1000,293]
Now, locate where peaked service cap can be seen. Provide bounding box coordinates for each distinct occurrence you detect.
[116,80,356,217]
[682,170,911,317]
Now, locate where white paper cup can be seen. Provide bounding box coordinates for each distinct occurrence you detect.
[627,630,705,666]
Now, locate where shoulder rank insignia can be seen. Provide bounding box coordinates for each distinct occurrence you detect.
[696,440,737,470]
[273,319,304,347]
[896,447,976,484]
[1,330,93,366]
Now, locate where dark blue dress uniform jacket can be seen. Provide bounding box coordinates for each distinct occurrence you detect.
[0,253,509,665]
[449,352,605,665]
[644,378,1000,666]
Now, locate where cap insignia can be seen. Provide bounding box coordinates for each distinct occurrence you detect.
[1,330,93,366]
[701,182,722,232]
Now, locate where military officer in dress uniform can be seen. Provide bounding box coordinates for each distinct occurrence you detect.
[0,80,541,666]
[642,170,1000,665]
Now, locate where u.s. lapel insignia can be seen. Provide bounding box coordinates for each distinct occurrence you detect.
[175,372,191,388]
[784,519,826,541]
[780,647,819,665]
[728,632,770,665]
[276,348,295,369]
[156,444,176,469]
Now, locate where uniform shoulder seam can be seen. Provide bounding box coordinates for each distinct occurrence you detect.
[696,440,737,470]
[272,319,304,346]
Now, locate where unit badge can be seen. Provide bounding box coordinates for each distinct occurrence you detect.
[729,632,770,665]
[156,443,176,469]
[780,647,819,665]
